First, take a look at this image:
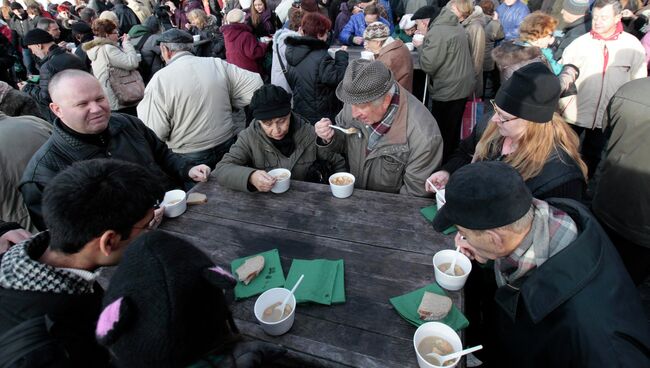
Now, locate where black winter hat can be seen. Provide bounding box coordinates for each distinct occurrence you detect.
[411,5,440,21]
[95,231,241,367]
[23,28,54,46]
[433,161,533,232]
[9,2,22,10]
[494,62,561,123]
[71,21,92,35]
[250,84,292,120]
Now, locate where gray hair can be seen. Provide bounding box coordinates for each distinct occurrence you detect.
[498,206,534,234]
[370,83,396,106]
[160,42,193,52]
[593,0,622,14]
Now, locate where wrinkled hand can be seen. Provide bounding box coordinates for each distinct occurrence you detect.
[412,35,424,48]
[149,206,164,229]
[249,170,277,192]
[58,41,69,49]
[353,36,364,45]
[189,164,211,182]
[0,228,32,255]
[314,118,334,144]
[425,170,449,192]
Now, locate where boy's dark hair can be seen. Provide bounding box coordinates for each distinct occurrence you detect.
[364,3,379,16]
[42,159,164,254]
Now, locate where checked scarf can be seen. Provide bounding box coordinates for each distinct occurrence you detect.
[495,199,578,287]
[366,83,399,154]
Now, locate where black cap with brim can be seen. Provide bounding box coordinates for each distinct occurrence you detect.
[432,162,533,232]
[23,29,54,46]
[411,5,440,21]
[155,28,193,45]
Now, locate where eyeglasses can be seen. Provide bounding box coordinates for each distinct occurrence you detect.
[490,100,518,124]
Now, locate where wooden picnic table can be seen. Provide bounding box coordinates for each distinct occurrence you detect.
[160,179,461,368]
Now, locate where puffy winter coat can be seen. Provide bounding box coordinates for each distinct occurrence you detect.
[461,6,486,96]
[495,0,529,41]
[284,35,348,124]
[221,22,268,74]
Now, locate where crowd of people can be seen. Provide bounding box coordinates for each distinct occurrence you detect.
[0,0,649,366]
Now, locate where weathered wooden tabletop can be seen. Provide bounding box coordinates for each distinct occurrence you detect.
[160,179,461,368]
[332,45,421,70]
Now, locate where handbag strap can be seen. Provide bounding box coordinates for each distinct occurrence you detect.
[275,41,287,75]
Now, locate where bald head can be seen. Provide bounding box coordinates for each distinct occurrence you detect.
[49,70,111,135]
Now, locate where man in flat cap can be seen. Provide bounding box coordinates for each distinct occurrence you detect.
[315,59,442,197]
[137,28,263,170]
[20,28,88,122]
[434,161,650,366]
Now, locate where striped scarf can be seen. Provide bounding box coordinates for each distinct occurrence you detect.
[495,199,578,287]
[366,83,399,154]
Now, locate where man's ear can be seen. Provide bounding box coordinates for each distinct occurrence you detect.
[486,229,505,253]
[49,102,63,118]
[98,230,121,257]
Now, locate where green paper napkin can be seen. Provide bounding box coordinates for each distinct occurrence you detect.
[231,249,285,300]
[420,205,458,234]
[389,283,469,331]
[285,259,344,305]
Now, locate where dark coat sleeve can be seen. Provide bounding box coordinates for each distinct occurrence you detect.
[317,50,348,87]
[20,179,47,231]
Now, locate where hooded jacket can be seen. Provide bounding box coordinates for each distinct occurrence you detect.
[338,12,392,45]
[215,113,346,191]
[221,22,268,74]
[419,7,474,101]
[284,35,348,124]
[482,14,504,72]
[461,6,486,97]
[491,198,650,366]
[83,37,140,110]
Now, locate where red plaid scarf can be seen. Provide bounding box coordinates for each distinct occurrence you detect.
[366,84,400,154]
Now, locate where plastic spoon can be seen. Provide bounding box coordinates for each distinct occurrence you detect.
[426,345,483,366]
[445,247,461,276]
[426,180,444,204]
[270,274,304,321]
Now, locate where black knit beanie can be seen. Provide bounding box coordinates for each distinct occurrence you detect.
[23,29,54,46]
[250,84,292,121]
[494,62,561,123]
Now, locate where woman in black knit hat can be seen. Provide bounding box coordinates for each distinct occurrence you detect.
[214,84,347,192]
[426,62,588,202]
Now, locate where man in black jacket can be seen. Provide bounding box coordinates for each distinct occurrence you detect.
[433,161,650,367]
[20,70,212,231]
[20,28,87,122]
[111,0,141,35]
[0,159,164,367]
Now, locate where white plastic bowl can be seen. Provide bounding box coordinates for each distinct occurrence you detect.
[413,322,463,368]
[254,287,297,336]
[433,249,472,291]
[328,173,355,198]
[162,190,186,218]
[268,168,291,194]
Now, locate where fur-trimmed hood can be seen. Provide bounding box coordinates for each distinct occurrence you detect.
[82,37,117,52]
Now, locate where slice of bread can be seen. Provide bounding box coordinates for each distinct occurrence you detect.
[417,291,452,321]
[187,192,207,205]
[235,255,265,285]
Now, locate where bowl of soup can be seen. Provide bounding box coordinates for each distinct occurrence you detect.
[413,322,462,367]
[328,173,355,198]
[254,287,296,336]
[433,249,472,291]
[268,168,291,194]
[162,190,187,218]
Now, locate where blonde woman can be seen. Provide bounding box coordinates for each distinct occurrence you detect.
[519,11,561,75]
[186,8,225,58]
[426,62,587,201]
[83,19,140,115]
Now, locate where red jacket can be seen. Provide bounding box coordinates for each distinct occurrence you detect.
[220,23,268,74]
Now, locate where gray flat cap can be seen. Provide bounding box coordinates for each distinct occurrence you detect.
[336,59,394,105]
[156,28,193,45]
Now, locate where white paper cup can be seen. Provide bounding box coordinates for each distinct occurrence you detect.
[413,322,462,368]
[268,168,291,193]
[329,172,355,198]
[405,42,414,51]
[436,189,446,210]
[433,249,472,291]
[162,190,187,218]
[192,34,201,42]
[360,50,375,60]
[413,33,424,43]
[254,287,297,336]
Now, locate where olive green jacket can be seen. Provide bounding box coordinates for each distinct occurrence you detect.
[215,114,346,191]
[319,85,442,197]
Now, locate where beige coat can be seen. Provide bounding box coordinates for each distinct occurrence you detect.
[461,6,486,97]
[376,37,414,93]
[320,85,443,197]
[561,31,647,129]
[128,0,152,23]
[138,52,263,154]
[83,37,141,110]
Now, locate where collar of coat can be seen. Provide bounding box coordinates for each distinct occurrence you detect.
[494,199,605,323]
[81,36,117,52]
[51,114,128,159]
[284,35,329,50]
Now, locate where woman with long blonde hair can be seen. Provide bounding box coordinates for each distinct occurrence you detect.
[426,62,587,201]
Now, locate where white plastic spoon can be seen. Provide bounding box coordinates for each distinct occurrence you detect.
[426,345,483,366]
[445,247,461,276]
[271,274,304,321]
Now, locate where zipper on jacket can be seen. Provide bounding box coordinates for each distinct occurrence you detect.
[591,43,609,129]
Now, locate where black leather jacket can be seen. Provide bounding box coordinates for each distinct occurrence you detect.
[20,114,194,230]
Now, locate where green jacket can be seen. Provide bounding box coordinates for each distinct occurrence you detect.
[592,78,650,247]
[214,114,346,191]
[320,85,442,197]
[418,7,475,101]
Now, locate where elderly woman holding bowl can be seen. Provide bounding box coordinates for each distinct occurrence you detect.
[215,85,346,192]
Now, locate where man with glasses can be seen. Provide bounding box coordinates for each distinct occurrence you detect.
[0,159,164,367]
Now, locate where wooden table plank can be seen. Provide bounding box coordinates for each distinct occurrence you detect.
[159,180,462,367]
